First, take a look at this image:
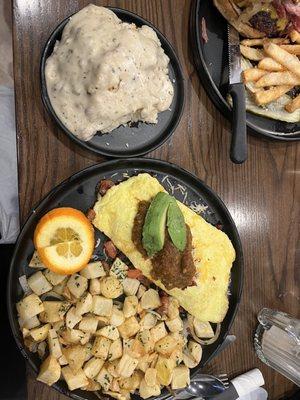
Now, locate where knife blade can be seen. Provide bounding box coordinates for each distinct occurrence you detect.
[227,24,247,164]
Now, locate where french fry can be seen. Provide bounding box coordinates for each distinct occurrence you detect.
[285,93,300,113]
[280,45,300,56]
[290,30,300,44]
[264,42,300,78]
[241,38,289,47]
[240,45,264,61]
[254,86,293,105]
[242,68,268,83]
[255,71,300,87]
[258,58,285,72]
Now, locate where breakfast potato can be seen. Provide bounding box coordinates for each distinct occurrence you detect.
[43,269,67,286]
[40,301,70,323]
[58,354,68,366]
[139,313,157,331]
[108,338,123,361]
[123,296,138,318]
[150,322,167,343]
[290,30,300,44]
[84,342,93,362]
[79,316,98,333]
[166,317,183,332]
[144,368,157,387]
[52,279,68,295]
[60,328,86,344]
[30,324,51,342]
[116,354,139,378]
[96,325,119,340]
[188,340,202,364]
[110,258,128,281]
[100,276,123,299]
[110,306,125,327]
[118,316,140,339]
[122,278,140,296]
[92,336,111,360]
[27,271,53,295]
[83,379,101,391]
[62,366,89,391]
[171,365,190,389]
[80,261,106,279]
[83,357,104,379]
[48,328,63,359]
[136,284,147,300]
[66,306,82,329]
[140,289,161,310]
[37,341,47,359]
[155,356,174,386]
[75,292,93,316]
[92,295,113,317]
[193,319,214,338]
[89,278,101,295]
[17,293,44,320]
[155,334,178,356]
[118,371,143,391]
[37,355,61,386]
[29,251,45,269]
[139,379,161,399]
[18,315,40,330]
[67,274,88,298]
[63,344,86,373]
[167,298,180,319]
[96,367,113,391]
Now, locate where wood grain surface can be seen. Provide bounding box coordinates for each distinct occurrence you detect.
[12,1,299,399]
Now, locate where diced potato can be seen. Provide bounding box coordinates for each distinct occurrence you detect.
[75,292,93,316]
[37,341,47,359]
[29,251,45,269]
[24,337,38,352]
[193,319,215,338]
[67,274,88,298]
[62,366,89,391]
[92,336,111,360]
[80,261,106,279]
[155,334,178,356]
[89,278,101,295]
[137,354,149,373]
[17,294,44,320]
[170,347,183,366]
[139,378,161,399]
[43,269,66,286]
[136,284,146,299]
[82,379,101,391]
[22,327,30,338]
[118,371,143,391]
[61,328,86,344]
[171,365,190,389]
[122,278,140,296]
[18,315,40,330]
[79,316,98,333]
[167,298,180,319]
[110,258,128,281]
[116,354,139,378]
[140,289,161,310]
[80,332,91,345]
[65,306,82,329]
[96,315,110,327]
[63,344,86,373]
[30,324,51,342]
[150,322,167,343]
[155,356,175,386]
[144,368,157,387]
[48,329,62,358]
[100,276,123,299]
[107,359,121,378]
[96,325,119,341]
[118,316,140,339]
[104,391,130,400]
[139,313,157,331]
[137,330,154,353]
[83,357,104,379]
[123,338,134,354]
[110,378,120,392]
[58,354,68,366]
[96,367,113,391]
[92,295,113,317]
[85,342,93,362]
[52,320,65,333]
[188,340,202,364]
[123,296,138,318]
[27,271,53,295]
[37,355,61,386]
[40,301,70,323]
[166,317,183,332]
[52,279,68,295]
[108,338,123,361]
[130,337,146,358]
[110,306,125,327]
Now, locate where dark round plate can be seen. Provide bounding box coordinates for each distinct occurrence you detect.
[190,0,300,141]
[7,158,243,400]
[40,7,185,157]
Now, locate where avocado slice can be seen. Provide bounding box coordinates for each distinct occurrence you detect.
[167,199,187,252]
[142,192,171,257]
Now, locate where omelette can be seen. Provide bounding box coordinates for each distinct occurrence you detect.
[93,174,236,323]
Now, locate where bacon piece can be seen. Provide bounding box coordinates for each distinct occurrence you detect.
[98,179,115,196]
[157,293,169,316]
[127,269,143,279]
[86,208,96,222]
[103,240,117,259]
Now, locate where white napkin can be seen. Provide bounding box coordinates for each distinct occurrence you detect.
[238,388,268,400]
[0,85,19,243]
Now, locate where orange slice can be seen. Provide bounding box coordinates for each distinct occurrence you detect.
[34,207,95,275]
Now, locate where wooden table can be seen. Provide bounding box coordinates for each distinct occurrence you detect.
[12,1,299,399]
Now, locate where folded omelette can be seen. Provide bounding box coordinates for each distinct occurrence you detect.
[93,173,235,323]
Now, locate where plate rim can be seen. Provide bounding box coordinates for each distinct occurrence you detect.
[7,157,243,400]
[189,0,300,141]
[40,6,185,158]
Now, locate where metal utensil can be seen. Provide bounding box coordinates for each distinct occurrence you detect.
[185,375,226,398]
[228,24,247,164]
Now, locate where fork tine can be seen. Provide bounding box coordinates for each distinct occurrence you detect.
[217,373,230,389]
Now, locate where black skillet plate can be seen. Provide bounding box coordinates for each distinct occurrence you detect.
[40,7,185,158]
[7,158,243,400]
[190,0,300,141]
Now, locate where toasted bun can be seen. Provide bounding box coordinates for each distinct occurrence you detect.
[213,0,266,38]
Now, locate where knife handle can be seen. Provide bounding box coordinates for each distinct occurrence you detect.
[228,82,247,164]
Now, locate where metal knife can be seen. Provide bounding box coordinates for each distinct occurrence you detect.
[227,24,247,164]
